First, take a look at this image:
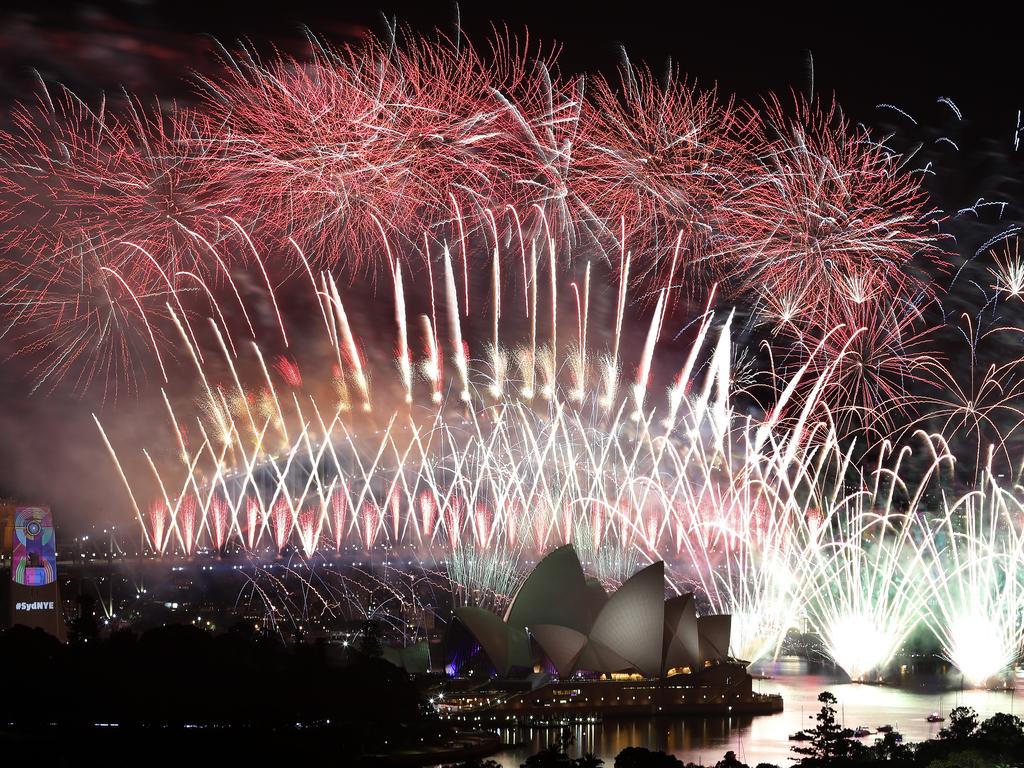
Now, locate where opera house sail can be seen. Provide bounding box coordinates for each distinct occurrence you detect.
[444,545,782,717]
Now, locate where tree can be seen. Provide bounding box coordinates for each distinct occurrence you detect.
[925,751,997,768]
[869,731,913,763]
[614,747,685,768]
[522,746,572,768]
[920,711,1023,768]
[522,729,574,768]
[68,594,100,645]
[974,711,1024,754]
[715,752,748,768]
[938,706,978,741]
[575,755,605,768]
[356,619,383,658]
[791,691,864,766]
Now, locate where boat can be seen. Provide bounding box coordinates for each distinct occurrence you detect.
[876,724,894,733]
[927,712,945,723]
[789,730,812,741]
[853,726,872,737]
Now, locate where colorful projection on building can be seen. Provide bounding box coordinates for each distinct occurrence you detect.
[12,506,56,587]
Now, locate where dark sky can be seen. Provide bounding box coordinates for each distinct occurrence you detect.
[1,1,1021,531]
[1,1,1020,133]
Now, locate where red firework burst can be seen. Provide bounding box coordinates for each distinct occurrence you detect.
[795,299,942,437]
[724,95,944,324]
[273,354,303,388]
[0,246,173,398]
[0,31,951,402]
[577,62,752,290]
[194,30,565,269]
[0,86,229,396]
[0,86,229,279]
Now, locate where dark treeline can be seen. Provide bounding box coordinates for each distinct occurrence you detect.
[3,625,1022,768]
[0,621,445,764]
[445,691,1024,768]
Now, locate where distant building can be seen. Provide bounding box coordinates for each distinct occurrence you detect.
[7,506,66,641]
[1,501,14,554]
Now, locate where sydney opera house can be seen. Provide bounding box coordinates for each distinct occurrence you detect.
[442,546,783,717]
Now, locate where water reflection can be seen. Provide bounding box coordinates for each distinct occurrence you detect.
[487,658,1019,767]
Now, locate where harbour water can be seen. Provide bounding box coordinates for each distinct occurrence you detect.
[485,658,1020,767]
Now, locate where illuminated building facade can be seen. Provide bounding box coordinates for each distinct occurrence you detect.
[6,506,65,641]
[444,545,782,716]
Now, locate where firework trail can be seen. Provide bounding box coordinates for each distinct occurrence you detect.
[86,228,887,672]
[80,214,1024,680]
[725,95,943,323]
[919,458,1024,686]
[0,29,951,401]
[5,25,1024,685]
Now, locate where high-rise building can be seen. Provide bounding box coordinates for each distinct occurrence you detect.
[8,506,65,641]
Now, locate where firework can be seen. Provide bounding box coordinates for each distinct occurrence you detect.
[88,231,879,672]
[576,61,748,289]
[0,31,952,397]
[192,30,569,269]
[4,25,1024,687]
[725,95,944,323]
[920,463,1024,686]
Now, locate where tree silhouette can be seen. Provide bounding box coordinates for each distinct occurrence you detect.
[715,752,747,768]
[974,712,1024,752]
[939,706,978,741]
[870,731,912,763]
[613,746,686,767]
[68,593,99,645]
[356,619,383,658]
[521,729,574,768]
[791,691,864,766]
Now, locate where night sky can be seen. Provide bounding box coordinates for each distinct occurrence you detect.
[2,1,1022,527]
[0,2,1019,131]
